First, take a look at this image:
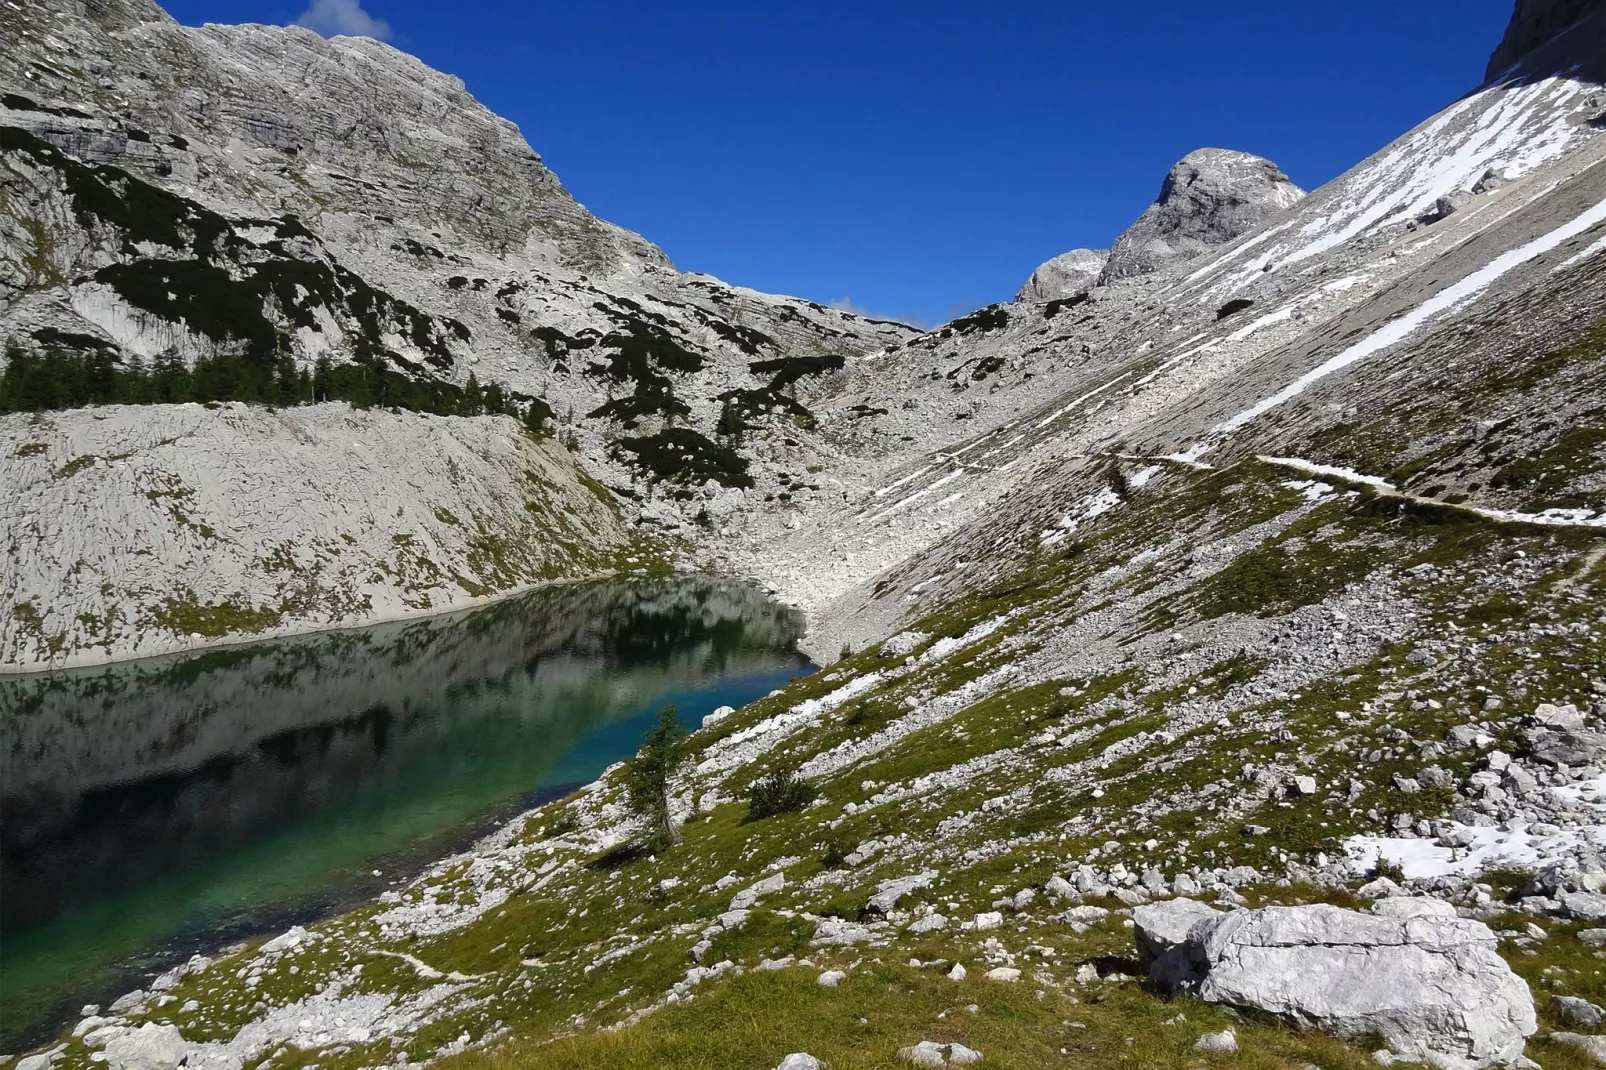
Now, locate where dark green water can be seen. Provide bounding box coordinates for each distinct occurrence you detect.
[0,575,811,1051]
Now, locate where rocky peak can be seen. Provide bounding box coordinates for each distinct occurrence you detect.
[1486,0,1604,81]
[2,0,671,276]
[1014,248,1109,303]
[1099,148,1305,283]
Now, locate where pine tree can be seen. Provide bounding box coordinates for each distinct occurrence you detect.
[624,706,688,849]
[312,355,333,402]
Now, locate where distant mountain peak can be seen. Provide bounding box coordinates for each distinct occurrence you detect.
[1099,148,1306,284]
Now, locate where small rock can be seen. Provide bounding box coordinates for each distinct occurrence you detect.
[898,1041,948,1067]
[1552,1033,1606,1063]
[947,963,967,982]
[775,1055,824,1070]
[1553,995,1605,1028]
[1578,928,1606,947]
[1193,1029,1238,1053]
[1292,776,1318,795]
[817,970,847,988]
[968,911,1004,932]
[985,967,1021,983]
[948,1043,983,1066]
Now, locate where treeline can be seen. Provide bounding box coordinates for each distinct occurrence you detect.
[0,344,552,432]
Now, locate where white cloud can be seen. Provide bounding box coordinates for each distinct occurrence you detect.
[293,0,393,41]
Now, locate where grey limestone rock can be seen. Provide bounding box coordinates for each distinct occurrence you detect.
[1143,901,1536,1070]
[102,1025,188,1070]
[1099,149,1305,283]
[1551,1032,1606,1063]
[1014,249,1108,303]
[1552,995,1606,1028]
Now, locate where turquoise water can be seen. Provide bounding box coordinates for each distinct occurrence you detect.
[0,575,812,1051]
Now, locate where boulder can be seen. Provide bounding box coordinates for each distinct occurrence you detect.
[1099,149,1305,282]
[1014,249,1108,303]
[1552,1032,1606,1063]
[1133,897,1221,964]
[1553,995,1605,1028]
[868,871,936,914]
[103,1024,189,1070]
[1372,897,1459,920]
[897,1041,980,1066]
[1141,901,1536,1070]
[730,872,787,911]
[811,918,875,946]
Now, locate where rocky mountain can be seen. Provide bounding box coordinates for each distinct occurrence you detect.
[5,2,1606,1067]
[1098,148,1307,283]
[1014,248,1108,303]
[1487,0,1604,79]
[2,0,920,667]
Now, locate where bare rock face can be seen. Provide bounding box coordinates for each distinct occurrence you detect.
[1137,900,1537,1070]
[1486,0,1603,81]
[1099,148,1305,283]
[1014,248,1109,303]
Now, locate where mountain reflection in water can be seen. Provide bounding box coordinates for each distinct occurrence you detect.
[0,574,811,1051]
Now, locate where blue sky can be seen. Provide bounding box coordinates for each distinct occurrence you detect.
[166,0,1515,326]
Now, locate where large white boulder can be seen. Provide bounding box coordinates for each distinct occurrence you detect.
[1139,901,1535,1069]
[103,1023,189,1070]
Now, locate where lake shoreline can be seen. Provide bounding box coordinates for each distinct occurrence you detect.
[0,570,637,678]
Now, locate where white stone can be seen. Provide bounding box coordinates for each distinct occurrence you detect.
[1148,903,1536,1070]
[775,1054,824,1070]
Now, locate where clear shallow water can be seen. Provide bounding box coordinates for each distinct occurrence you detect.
[0,575,811,1051]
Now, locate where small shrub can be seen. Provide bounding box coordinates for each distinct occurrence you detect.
[745,770,817,822]
[820,835,853,869]
[1369,856,1405,883]
[544,809,580,838]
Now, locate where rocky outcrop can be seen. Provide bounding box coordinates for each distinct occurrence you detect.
[1099,148,1305,283]
[1014,248,1108,303]
[1135,900,1537,1070]
[1486,0,1603,80]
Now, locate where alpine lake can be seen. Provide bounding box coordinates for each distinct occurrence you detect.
[0,575,814,1052]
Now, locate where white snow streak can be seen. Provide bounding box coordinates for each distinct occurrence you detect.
[1210,195,1606,437]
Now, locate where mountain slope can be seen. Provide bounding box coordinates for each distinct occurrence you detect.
[6,5,1606,1069]
[0,0,920,669]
